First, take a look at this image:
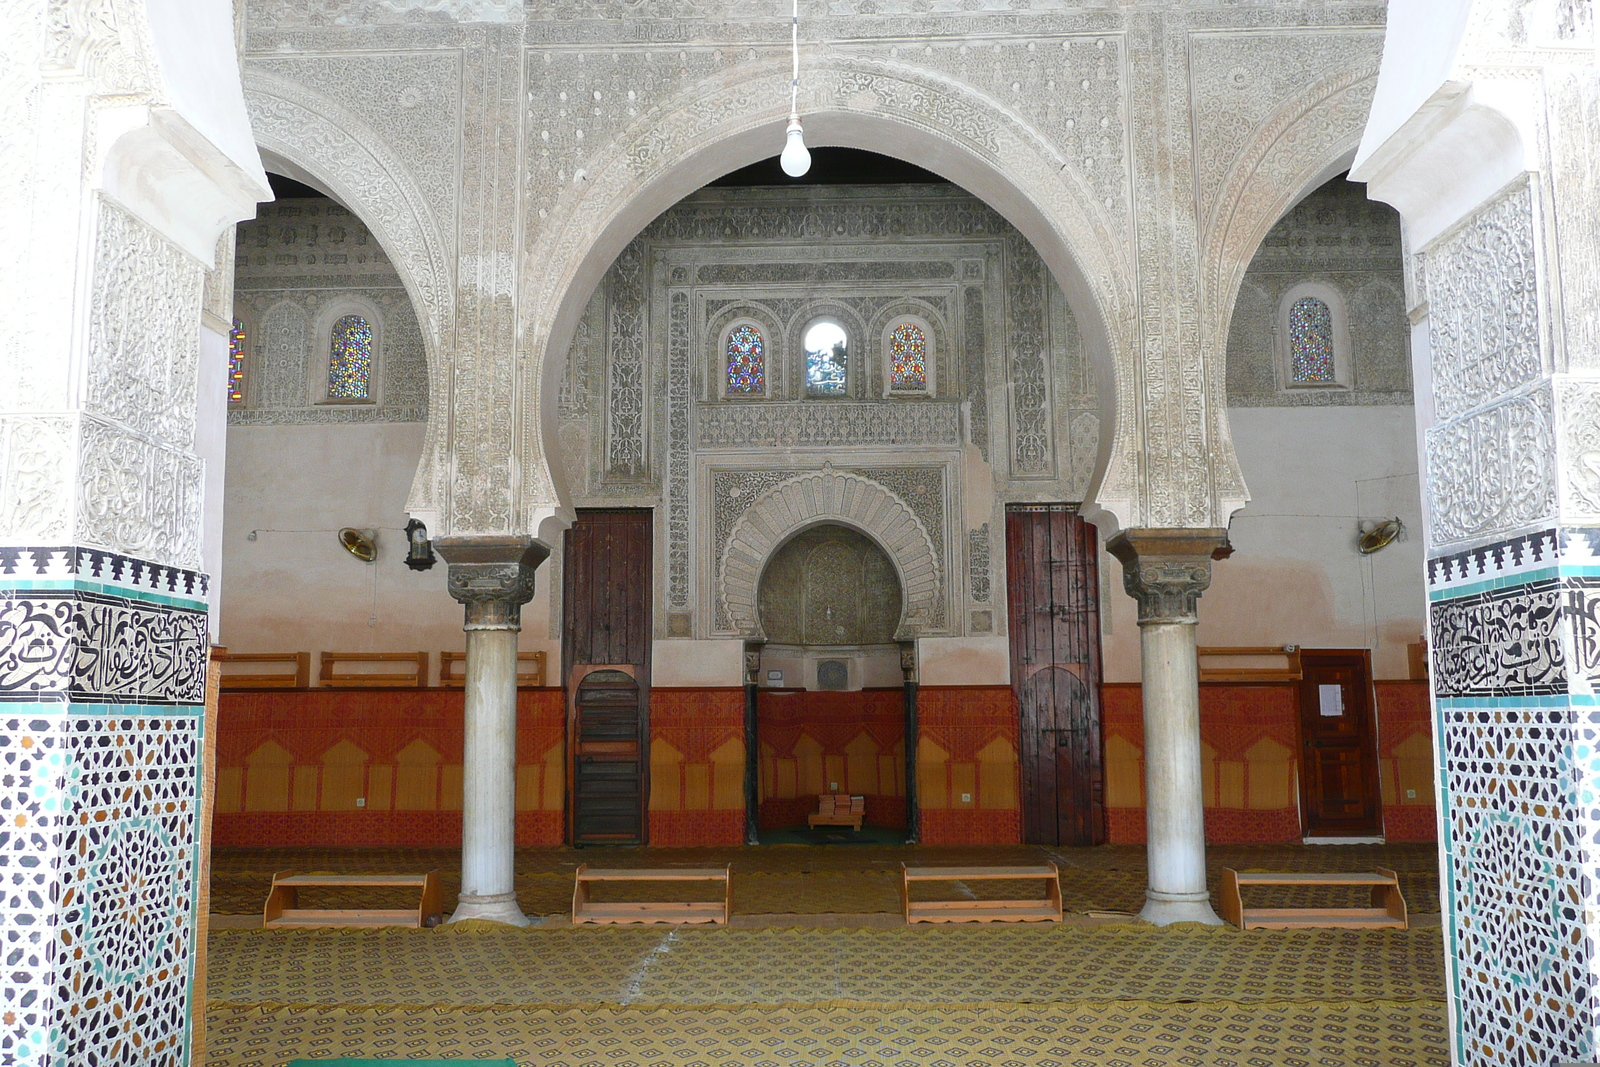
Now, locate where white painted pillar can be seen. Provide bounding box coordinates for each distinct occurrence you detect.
[1107,529,1228,926]
[436,536,550,926]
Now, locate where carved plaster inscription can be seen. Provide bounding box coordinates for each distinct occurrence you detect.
[77,417,204,569]
[1424,179,1544,421]
[605,238,647,480]
[1425,384,1557,549]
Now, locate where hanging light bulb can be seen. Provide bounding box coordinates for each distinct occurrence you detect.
[781,117,810,177]
[780,0,811,177]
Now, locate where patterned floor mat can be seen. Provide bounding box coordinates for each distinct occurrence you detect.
[204,1001,1451,1067]
[209,842,1441,916]
[207,923,1446,1009]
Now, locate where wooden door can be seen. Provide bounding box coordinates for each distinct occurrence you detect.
[563,509,652,844]
[569,667,645,845]
[1005,505,1105,846]
[1297,650,1382,836]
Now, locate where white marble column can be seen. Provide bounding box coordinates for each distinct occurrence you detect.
[1107,529,1228,926]
[436,536,549,926]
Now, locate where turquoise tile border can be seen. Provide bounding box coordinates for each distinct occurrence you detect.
[1436,695,1574,710]
[1426,566,1560,601]
[0,577,207,612]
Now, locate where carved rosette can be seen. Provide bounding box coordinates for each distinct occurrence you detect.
[1107,529,1230,625]
[436,536,550,630]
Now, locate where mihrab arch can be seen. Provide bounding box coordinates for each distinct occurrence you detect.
[720,467,942,642]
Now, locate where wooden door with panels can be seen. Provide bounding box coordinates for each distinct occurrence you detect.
[1296,650,1382,837]
[563,509,652,846]
[1005,505,1106,846]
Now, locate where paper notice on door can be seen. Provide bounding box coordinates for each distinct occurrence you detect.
[1319,684,1344,717]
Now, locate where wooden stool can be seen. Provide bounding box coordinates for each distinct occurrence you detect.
[263,870,443,929]
[1218,867,1408,930]
[901,863,1063,923]
[571,864,731,925]
[808,794,864,830]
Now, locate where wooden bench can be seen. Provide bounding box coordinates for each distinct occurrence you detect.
[808,793,864,830]
[440,649,547,687]
[571,864,730,925]
[262,869,443,929]
[902,863,1063,924]
[319,651,428,688]
[1218,867,1408,930]
[218,652,310,689]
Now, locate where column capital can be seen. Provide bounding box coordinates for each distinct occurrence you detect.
[1106,528,1230,625]
[436,536,551,630]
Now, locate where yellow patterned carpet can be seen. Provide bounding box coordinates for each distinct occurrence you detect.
[206,844,1448,1066]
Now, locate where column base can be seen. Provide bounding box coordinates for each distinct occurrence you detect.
[446,892,531,927]
[1139,892,1225,927]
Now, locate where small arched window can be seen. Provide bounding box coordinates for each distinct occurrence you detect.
[328,314,373,399]
[726,323,766,395]
[1288,297,1335,384]
[888,322,928,390]
[227,317,247,406]
[804,320,849,397]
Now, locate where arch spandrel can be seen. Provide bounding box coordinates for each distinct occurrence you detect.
[720,467,942,642]
[518,56,1135,534]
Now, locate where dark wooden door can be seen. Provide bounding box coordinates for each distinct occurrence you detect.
[563,509,652,844]
[1297,650,1382,836]
[570,668,645,845]
[1005,505,1105,846]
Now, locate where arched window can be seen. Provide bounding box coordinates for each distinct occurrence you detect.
[328,314,373,399]
[1288,297,1335,383]
[227,317,246,406]
[888,321,927,390]
[726,323,766,395]
[803,320,848,397]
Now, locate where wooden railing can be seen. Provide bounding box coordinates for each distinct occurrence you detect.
[439,649,547,688]
[318,651,429,688]
[217,652,310,689]
[1196,646,1303,683]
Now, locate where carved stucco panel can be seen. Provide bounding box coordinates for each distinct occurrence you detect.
[0,415,74,543]
[1422,178,1544,421]
[1425,383,1558,549]
[76,416,204,569]
[1555,376,1600,524]
[86,198,204,451]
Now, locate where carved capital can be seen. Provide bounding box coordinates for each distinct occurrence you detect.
[743,641,765,686]
[1106,529,1230,625]
[436,536,550,631]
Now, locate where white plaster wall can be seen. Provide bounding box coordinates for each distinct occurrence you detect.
[1102,405,1426,682]
[219,422,557,677]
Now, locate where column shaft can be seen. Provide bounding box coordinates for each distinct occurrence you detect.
[436,536,549,927]
[1107,528,1228,927]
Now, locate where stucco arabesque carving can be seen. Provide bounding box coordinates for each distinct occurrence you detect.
[1197,56,1381,521]
[519,55,1135,528]
[243,70,455,523]
[719,465,943,641]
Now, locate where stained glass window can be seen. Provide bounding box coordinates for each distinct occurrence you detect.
[1288,297,1335,383]
[804,321,848,396]
[227,318,246,405]
[888,322,927,389]
[328,314,373,399]
[726,323,765,394]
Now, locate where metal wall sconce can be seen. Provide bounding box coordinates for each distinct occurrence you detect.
[404,518,437,571]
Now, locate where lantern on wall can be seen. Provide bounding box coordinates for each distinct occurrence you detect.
[404,518,437,571]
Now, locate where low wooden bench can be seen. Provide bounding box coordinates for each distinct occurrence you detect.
[808,793,864,830]
[1218,867,1408,930]
[902,863,1063,924]
[263,869,443,929]
[572,863,731,925]
[441,649,547,687]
